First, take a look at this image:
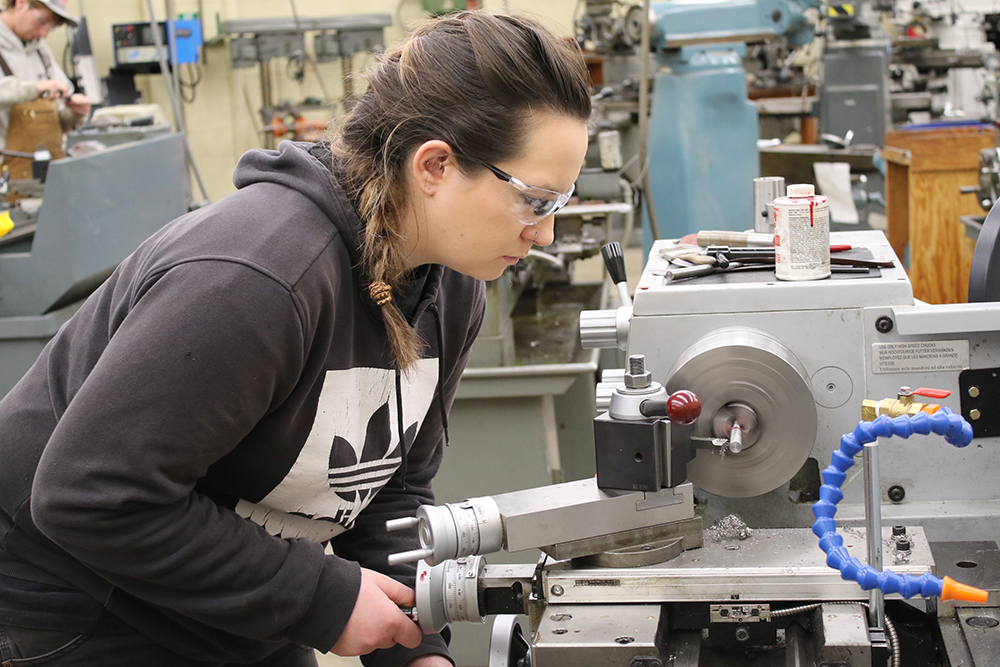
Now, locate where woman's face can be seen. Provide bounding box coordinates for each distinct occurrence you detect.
[404,112,589,281]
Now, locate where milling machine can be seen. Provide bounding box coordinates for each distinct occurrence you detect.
[640,0,818,244]
[387,215,1000,665]
[576,0,821,247]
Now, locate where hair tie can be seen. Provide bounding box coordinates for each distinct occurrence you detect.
[369,281,393,306]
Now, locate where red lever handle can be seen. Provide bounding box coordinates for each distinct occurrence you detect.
[912,387,951,399]
[667,390,702,425]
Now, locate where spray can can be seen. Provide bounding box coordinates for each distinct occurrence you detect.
[773,183,830,281]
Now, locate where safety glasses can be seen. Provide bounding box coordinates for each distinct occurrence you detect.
[482,162,575,226]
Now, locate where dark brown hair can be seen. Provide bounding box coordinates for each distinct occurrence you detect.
[331,11,592,370]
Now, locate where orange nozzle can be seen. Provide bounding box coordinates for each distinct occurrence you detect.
[941,576,989,603]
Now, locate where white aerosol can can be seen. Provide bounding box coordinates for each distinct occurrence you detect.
[773,183,830,281]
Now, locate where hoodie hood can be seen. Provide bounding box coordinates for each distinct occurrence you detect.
[0,19,22,53]
[231,142,458,481]
[232,141,443,319]
[233,141,366,267]
[0,16,56,66]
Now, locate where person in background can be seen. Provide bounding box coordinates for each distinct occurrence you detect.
[0,9,590,667]
[0,0,89,149]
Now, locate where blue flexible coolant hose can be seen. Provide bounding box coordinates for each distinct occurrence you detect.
[811,410,974,600]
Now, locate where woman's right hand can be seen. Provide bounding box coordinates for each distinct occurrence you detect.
[36,79,69,99]
[331,568,423,656]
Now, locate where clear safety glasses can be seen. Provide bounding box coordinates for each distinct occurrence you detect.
[482,162,575,226]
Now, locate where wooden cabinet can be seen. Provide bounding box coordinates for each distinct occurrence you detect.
[883,125,995,304]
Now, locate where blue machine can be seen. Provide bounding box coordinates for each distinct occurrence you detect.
[644,0,819,250]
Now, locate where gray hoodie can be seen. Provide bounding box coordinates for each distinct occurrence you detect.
[0,141,485,665]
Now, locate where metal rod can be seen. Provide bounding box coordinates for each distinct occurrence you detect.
[662,264,714,283]
[341,54,354,110]
[288,0,332,103]
[387,547,434,567]
[728,423,743,454]
[144,0,183,132]
[0,148,37,159]
[662,261,744,283]
[863,440,885,630]
[260,59,274,149]
[638,0,658,240]
[385,516,419,532]
[143,0,210,204]
[166,0,183,127]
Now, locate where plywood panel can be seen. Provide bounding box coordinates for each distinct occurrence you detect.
[885,127,994,172]
[884,153,910,263]
[908,170,983,304]
[882,125,995,304]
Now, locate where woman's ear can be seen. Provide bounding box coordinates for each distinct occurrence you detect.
[411,140,454,195]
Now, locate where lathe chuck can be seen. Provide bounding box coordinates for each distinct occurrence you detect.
[667,327,817,498]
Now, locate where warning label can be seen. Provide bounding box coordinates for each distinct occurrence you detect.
[782,206,829,267]
[872,340,969,374]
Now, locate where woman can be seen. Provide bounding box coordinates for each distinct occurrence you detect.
[0,10,590,667]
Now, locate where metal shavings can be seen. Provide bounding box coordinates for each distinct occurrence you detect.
[841,526,864,542]
[707,514,754,542]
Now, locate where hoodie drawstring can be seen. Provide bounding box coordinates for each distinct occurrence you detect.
[395,303,448,491]
[427,302,450,446]
[395,369,408,491]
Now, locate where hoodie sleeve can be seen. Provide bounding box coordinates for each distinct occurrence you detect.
[332,279,486,667]
[0,75,40,108]
[29,259,360,653]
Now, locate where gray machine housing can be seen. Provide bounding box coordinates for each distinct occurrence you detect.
[0,133,190,397]
[819,39,892,146]
[626,230,1000,543]
[406,230,1000,667]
